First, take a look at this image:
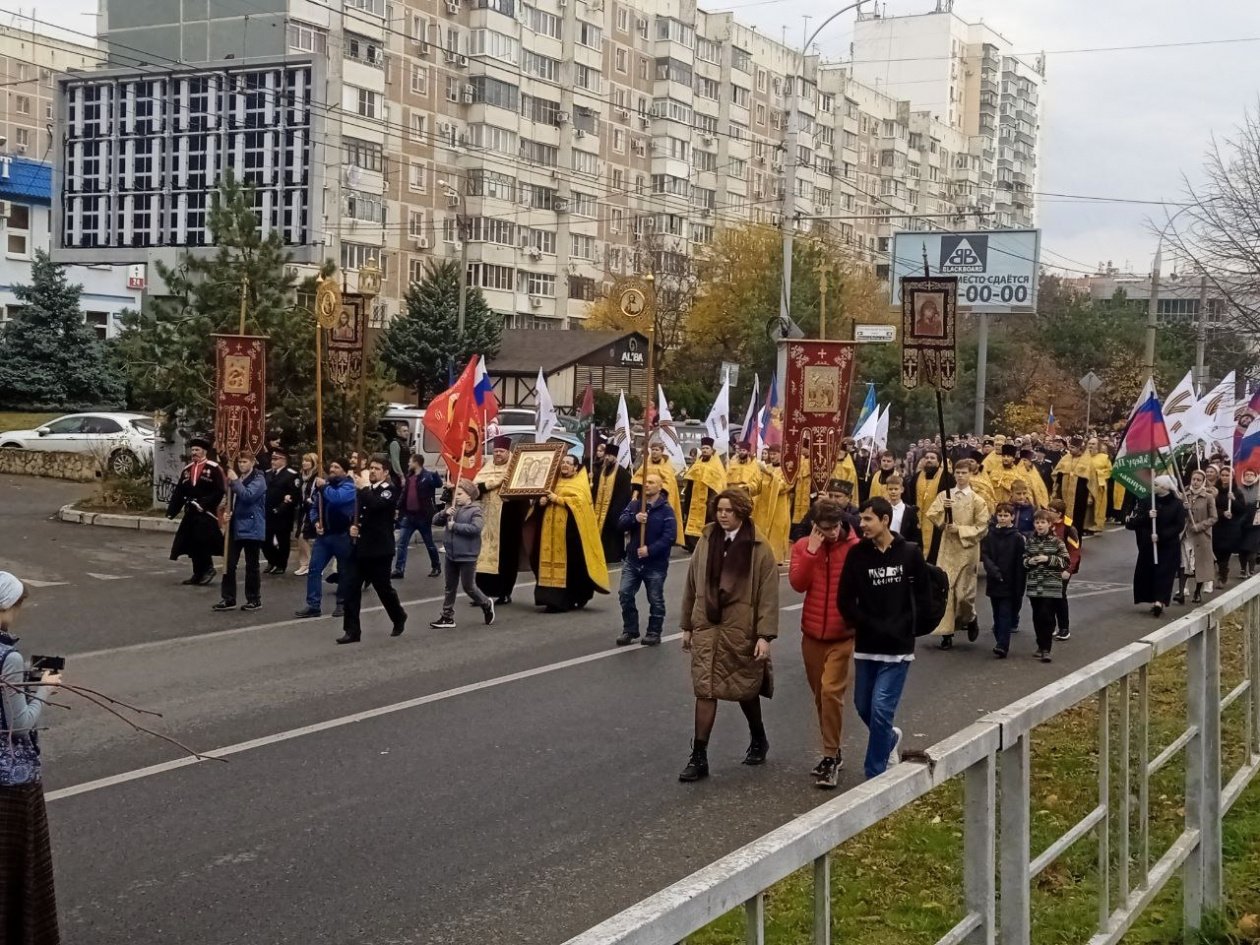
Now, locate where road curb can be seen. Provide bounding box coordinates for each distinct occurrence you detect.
[57,504,178,533]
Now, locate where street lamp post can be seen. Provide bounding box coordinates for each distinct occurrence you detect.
[1144,204,1195,381]
[781,0,866,322]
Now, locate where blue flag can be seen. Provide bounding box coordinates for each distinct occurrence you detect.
[852,384,876,437]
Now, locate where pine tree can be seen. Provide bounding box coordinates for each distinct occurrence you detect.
[113,174,323,446]
[0,250,125,410]
[379,260,502,403]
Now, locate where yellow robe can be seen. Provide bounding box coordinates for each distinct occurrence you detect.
[473,459,509,575]
[1056,452,1108,531]
[1017,460,1051,510]
[634,457,684,546]
[791,456,813,524]
[981,450,1005,478]
[753,464,792,562]
[927,488,989,636]
[726,458,764,496]
[830,454,859,491]
[537,468,610,593]
[913,468,945,554]
[970,471,998,512]
[683,456,727,538]
[1088,451,1113,531]
[986,463,1049,511]
[867,470,897,502]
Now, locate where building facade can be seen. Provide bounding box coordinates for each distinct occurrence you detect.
[74,0,1041,328]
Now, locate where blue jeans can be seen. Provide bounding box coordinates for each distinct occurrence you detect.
[395,513,439,574]
[853,658,911,779]
[306,531,351,611]
[618,556,668,638]
[990,596,1019,652]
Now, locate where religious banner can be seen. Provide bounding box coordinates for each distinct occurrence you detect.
[327,295,366,385]
[900,275,958,391]
[782,340,859,490]
[213,334,267,463]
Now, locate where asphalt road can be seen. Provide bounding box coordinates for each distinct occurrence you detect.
[0,474,1191,945]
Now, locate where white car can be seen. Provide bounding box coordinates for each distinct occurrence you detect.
[0,412,157,476]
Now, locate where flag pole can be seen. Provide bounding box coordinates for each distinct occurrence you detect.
[1149,391,1159,566]
[640,275,657,548]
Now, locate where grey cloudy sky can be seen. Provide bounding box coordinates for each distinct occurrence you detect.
[30,0,1260,277]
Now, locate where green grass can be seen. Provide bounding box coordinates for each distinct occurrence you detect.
[0,411,62,433]
[686,621,1260,945]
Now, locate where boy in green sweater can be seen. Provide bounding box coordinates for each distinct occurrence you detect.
[1024,510,1069,663]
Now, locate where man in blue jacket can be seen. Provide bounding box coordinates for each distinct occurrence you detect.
[614,471,677,646]
[294,458,357,618]
[213,452,268,612]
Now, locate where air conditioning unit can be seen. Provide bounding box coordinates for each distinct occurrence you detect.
[445,0,459,12]
[590,0,603,10]
[554,197,569,212]
[462,84,474,103]
[416,40,431,57]
[555,111,570,124]
[439,121,456,136]
[529,295,544,308]
[456,53,468,67]
[616,107,630,119]
[702,135,714,145]
[414,236,430,249]
[447,192,460,207]
[527,246,543,259]
[755,155,766,166]
[772,161,783,172]
[574,128,585,139]
[639,117,650,129]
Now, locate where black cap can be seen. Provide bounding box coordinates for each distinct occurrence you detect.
[492,435,512,450]
[826,479,853,495]
[189,435,213,450]
[700,436,715,447]
[1001,444,1017,457]
[604,443,620,457]
[1020,448,1034,460]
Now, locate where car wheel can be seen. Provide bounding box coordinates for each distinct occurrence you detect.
[110,449,139,476]
[0,442,22,449]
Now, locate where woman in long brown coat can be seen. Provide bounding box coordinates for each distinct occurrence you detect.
[1179,468,1218,604]
[679,489,780,782]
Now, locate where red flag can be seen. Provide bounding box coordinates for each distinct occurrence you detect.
[579,382,595,419]
[423,358,484,479]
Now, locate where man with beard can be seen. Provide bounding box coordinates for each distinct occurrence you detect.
[531,454,610,612]
[726,440,764,496]
[908,448,948,562]
[753,443,792,563]
[681,436,727,547]
[474,436,526,605]
[866,450,899,502]
[634,437,685,547]
[166,435,226,586]
[262,448,300,575]
[1054,436,1105,534]
[592,443,634,564]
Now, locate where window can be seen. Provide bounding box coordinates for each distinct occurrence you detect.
[409,258,426,284]
[577,21,602,49]
[574,64,601,93]
[731,47,752,73]
[638,57,649,81]
[612,128,625,152]
[730,84,749,108]
[521,50,559,82]
[409,111,427,141]
[651,174,688,197]
[466,169,517,201]
[471,76,520,110]
[652,97,691,124]
[347,86,379,118]
[694,149,716,172]
[572,149,599,175]
[346,33,384,66]
[617,7,629,32]
[6,204,30,256]
[695,113,717,135]
[691,224,713,244]
[522,4,562,39]
[696,37,721,64]
[691,185,716,209]
[408,162,428,192]
[661,136,688,160]
[15,128,28,149]
[611,169,624,190]
[611,208,624,233]
[695,76,719,100]
[519,271,557,296]
[344,138,384,172]
[655,18,695,48]
[411,64,428,95]
[469,29,519,63]
[520,183,556,209]
[570,234,595,259]
[615,48,628,73]
[756,69,767,92]
[468,263,515,290]
[341,241,386,273]
[467,124,519,156]
[730,158,747,180]
[345,190,386,223]
[521,93,560,125]
[755,103,765,126]
[474,0,516,16]
[569,275,597,301]
[656,58,692,85]
[571,192,597,216]
[85,312,110,341]
[469,217,516,245]
[345,0,384,14]
[521,138,559,166]
[287,22,327,53]
[727,121,747,141]
[407,210,427,239]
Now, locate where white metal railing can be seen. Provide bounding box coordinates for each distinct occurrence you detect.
[564,580,1260,945]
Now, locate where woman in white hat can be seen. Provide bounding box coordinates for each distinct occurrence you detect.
[0,572,62,944]
[1125,475,1189,617]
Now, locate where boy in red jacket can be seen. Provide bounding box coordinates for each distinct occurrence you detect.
[789,497,860,788]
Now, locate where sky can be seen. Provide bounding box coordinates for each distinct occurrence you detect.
[24,0,1260,278]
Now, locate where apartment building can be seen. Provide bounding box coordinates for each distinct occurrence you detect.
[0,21,104,159]
[76,0,1041,328]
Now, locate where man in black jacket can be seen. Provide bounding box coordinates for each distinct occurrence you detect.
[337,454,408,645]
[166,435,226,585]
[263,448,300,574]
[838,497,932,780]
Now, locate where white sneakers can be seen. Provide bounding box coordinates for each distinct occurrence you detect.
[888,726,903,768]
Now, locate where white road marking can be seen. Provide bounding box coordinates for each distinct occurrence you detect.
[23,579,70,588]
[86,572,130,581]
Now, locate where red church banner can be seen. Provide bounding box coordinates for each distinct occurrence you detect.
[213,333,267,463]
[782,341,859,491]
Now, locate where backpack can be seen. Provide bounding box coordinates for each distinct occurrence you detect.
[909,552,950,637]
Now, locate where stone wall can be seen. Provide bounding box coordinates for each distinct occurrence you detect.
[0,448,102,482]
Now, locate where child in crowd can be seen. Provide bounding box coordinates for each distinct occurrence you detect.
[1010,480,1036,536]
[1024,509,1070,663]
[980,502,1026,658]
[430,480,495,629]
[1047,499,1082,640]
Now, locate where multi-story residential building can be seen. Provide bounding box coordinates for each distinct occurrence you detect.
[0,20,102,159]
[72,0,1041,329]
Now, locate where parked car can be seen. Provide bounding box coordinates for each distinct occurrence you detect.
[0,412,157,475]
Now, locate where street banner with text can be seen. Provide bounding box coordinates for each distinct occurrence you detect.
[782,341,858,491]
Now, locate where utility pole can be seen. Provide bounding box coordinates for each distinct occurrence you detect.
[974,312,988,435]
[457,213,469,336]
[1143,243,1162,379]
[1194,272,1208,394]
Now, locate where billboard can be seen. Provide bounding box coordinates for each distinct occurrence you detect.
[889,229,1040,313]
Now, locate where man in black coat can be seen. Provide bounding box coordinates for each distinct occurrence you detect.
[263,448,301,574]
[591,443,634,564]
[337,454,408,644]
[166,435,226,585]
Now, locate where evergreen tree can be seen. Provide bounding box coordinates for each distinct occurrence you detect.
[113,174,324,446]
[379,260,502,403]
[0,250,125,410]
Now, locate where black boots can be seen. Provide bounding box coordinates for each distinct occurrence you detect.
[743,735,770,766]
[679,743,709,782]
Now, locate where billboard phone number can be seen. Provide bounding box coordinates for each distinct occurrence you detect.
[963,283,1030,304]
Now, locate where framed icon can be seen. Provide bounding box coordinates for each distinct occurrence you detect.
[500,442,566,499]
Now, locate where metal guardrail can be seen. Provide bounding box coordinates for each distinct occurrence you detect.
[564,580,1260,945]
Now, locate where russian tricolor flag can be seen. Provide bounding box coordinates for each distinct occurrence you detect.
[472,355,498,421]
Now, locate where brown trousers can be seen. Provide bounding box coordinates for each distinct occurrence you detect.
[800,635,855,756]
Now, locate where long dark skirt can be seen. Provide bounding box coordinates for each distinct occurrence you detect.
[1072,480,1091,535]
[476,500,526,600]
[532,517,598,612]
[0,783,59,945]
[1133,538,1181,606]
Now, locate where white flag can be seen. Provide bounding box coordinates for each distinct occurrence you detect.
[705,378,731,456]
[874,404,890,452]
[1199,371,1236,455]
[738,375,761,455]
[534,368,558,443]
[656,386,688,471]
[1163,370,1199,449]
[853,403,879,446]
[613,391,633,470]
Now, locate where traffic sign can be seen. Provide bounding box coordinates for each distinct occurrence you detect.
[1079,371,1104,394]
[854,324,896,342]
[890,229,1040,312]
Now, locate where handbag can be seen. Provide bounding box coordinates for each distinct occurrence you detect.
[0,642,42,786]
